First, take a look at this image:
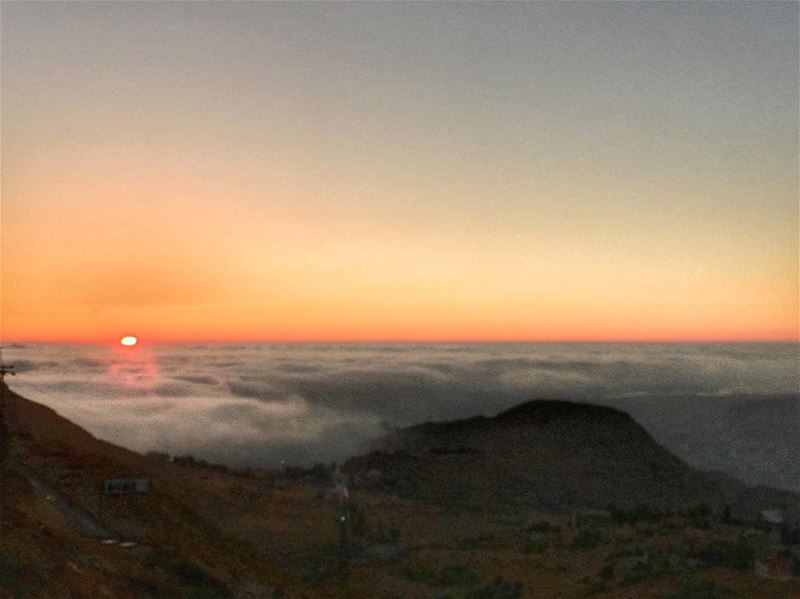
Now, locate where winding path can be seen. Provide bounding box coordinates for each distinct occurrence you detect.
[23,471,113,538]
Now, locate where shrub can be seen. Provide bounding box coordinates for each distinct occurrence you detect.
[521,538,548,554]
[527,520,554,532]
[437,564,482,586]
[608,504,664,524]
[620,561,656,586]
[126,577,161,596]
[724,541,754,571]
[300,548,349,584]
[668,578,729,599]
[466,576,524,599]
[0,555,45,597]
[387,528,401,543]
[685,504,712,529]
[693,540,753,571]
[458,533,496,550]
[599,564,614,581]
[402,563,480,587]
[585,580,609,595]
[173,560,232,598]
[572,528,604,550]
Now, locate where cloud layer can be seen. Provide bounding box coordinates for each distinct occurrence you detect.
[5,343,798,489]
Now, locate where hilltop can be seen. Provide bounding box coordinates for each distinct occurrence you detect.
[345,399,800,519]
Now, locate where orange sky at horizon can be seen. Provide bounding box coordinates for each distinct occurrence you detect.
[2,3,798,344]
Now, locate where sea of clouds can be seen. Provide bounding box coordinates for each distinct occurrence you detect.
[4,343,799,490]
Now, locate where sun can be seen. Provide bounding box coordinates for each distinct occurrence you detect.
[120,335,138,347]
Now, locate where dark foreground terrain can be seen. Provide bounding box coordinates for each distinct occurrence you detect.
[2,382,799,597]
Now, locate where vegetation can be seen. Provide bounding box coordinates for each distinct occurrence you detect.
[528,519,559,533]
[667,578,731,599]
[174,560,231,594]
[607,504,664,524]
[0,555,45,598]
[466,576,524,599]
[401,563,481,587]
[684,503,712,529]
[598,564,614,581]
[693,540,754,571]
[521,537,549,554]
[572,528,605,550]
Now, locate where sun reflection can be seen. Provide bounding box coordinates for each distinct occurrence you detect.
[107,340,158,390]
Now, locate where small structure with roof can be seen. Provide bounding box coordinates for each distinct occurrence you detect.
[102,477,150,495]
[760,510,784,527]
[759,510,784,543]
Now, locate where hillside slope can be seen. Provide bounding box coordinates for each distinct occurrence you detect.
[0,382,298,597]
[3,385,799,598]
[606,394,800,493]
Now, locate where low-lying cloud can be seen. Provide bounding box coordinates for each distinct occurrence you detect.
[5,343,798,489]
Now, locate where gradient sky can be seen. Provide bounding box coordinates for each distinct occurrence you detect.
[2,1,798,343]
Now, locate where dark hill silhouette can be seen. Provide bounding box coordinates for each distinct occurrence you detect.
[345,399,800,519]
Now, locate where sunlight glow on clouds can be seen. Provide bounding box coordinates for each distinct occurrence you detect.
[5,343,798,472]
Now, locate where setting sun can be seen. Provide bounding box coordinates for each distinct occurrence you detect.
[120,335,138,347]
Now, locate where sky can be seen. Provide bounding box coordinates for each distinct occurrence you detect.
[2,1,798,343]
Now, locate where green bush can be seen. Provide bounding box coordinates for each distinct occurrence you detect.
[0,554,45,597]
[173,560,232,598]
[126,577,162,597]
[608,504,664,524]
[685,504,712,529]
[527,520,554,532]
[572,528,604,550]
[521,538,548,554]
[724,541,754,571]
[668,578,729,599]
[599,564,614,581]
[458,533,497,550]
[437,564,481,586]
[585,580,609,595]
[620,561,656,586]
[402,563,480,587]
[466,576,523,599]
[0,555,26,586]
[693,540,753,571]
[300,548,350,584]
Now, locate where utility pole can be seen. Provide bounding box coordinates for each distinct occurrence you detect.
[0,346,13,460]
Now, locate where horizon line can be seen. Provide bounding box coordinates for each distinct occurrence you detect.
[1,337,798,346]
